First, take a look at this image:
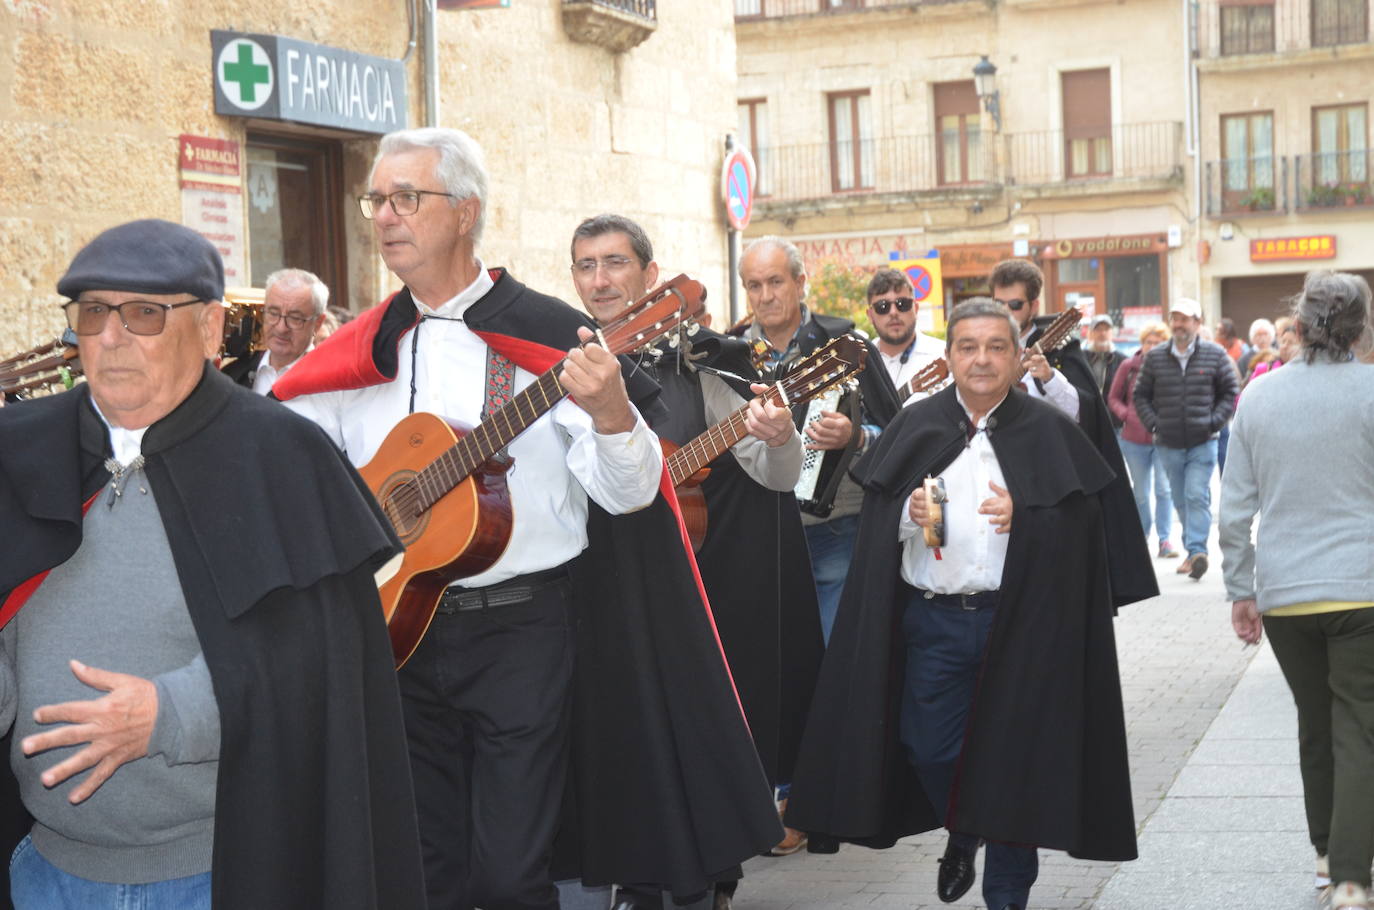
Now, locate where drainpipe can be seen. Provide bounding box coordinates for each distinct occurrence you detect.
[425,0,439,127]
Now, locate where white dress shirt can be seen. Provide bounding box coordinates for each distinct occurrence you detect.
[1021,327,1081,421]
[251,347,311,396]
[898,390,1010,594]
[89,398,148,466]
[286,262,664,587]
[699,373,803,492]
[879,332,946,406]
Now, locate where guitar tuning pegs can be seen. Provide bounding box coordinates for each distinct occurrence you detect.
[668,335,681,348]
[687,322,700,336]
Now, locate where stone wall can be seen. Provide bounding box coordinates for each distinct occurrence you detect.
[0,0,737,358]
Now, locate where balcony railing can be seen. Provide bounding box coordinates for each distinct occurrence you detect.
[570,0,655,18]
[753,134,996,202]
[735,0,944,19]
[1198,0,1370,59]
[1005,122,1184,186]
[751,122,1182,204]
[1294,149,1374,209]
[1204,157,1288,215]
[561,0,656,52]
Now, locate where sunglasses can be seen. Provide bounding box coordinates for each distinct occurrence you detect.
[871,297,915,315]
[1001,298,1029,311]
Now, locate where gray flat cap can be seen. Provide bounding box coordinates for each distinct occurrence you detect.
[58,219,225,302]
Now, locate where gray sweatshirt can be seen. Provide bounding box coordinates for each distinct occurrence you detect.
[1219,359,1374,611]
[0,475,220,883]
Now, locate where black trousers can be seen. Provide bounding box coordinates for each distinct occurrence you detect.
[398,581,576,910]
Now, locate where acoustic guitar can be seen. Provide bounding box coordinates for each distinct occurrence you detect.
[360,275,706,667]
[664,334,868,550]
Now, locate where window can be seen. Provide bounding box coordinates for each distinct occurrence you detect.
[734,0,762,17]
[828,91,873,192]
[825,0,863,9]
[1061,69,1112,178]
[246,133,346,300]
[1313,103,1368,185]
[1220,0,1275,54]
[1221,112,1275,208]
[934,81,984,186]
[739,98,771,197]
[1312,0,1368,47]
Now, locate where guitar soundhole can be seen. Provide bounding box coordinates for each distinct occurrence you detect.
[379,472,430,546]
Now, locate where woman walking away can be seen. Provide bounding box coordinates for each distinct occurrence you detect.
[1108,321,1178,558]
[1220,270,1374,910]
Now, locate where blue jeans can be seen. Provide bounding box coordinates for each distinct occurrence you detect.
[1155,439,1218,558]
[804,514,859,645]
[899,595,1038,909]
[10,836,211,910]
[1118,438,1175,543]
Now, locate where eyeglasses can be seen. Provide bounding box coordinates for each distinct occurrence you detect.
[357,189,456,219]
[263,307,316,329]
[63,298,204,336]
[870,297,915,316]
[1001,298,1029,311]
[571,255,636,276]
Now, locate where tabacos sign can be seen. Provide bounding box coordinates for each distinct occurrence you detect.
[212,30,406,135]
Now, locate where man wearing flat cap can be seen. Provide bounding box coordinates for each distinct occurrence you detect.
[0,219,425,909]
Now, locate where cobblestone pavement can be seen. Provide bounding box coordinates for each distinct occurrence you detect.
[731,523,1264,910]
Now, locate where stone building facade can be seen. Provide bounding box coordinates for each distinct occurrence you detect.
[0,0,739,358]
[734,0,1195,341]
[1194,0,1374,334]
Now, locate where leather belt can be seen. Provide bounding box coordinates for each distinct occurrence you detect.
[920,589,1000,611]
[436,566,570,614]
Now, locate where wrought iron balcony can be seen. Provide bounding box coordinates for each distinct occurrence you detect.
[1198,0,1370,60]
[1204,157,1288,216]
[1294,149,1374,209]
[1004,121,1184,187]
[562,0,656,53]
[735,0,952,20]
[751,133,997,203]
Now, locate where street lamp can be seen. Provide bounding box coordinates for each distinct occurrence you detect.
[973,55,1001,132]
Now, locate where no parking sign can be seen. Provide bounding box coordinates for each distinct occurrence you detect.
[721,147,757,231]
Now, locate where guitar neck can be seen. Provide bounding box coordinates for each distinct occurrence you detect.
[667,386,785,486]
[412,365,568,512]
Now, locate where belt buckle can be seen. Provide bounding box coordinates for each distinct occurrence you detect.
[959,593,976,611]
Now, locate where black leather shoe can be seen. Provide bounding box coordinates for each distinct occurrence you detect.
[997,904,1023,910]
[936,839,977,903]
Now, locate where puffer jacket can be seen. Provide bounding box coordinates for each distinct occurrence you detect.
[1133,338,1239,449]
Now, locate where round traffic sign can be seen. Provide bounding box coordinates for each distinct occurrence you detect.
[722,148,756,231]
[904,264,934,302]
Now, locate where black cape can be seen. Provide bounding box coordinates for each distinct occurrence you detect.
[786,386,1141,862]
[0,367,425,909]
[219,349,263,389]
[1027,318,1156,605]
[637,328,824,788]
[279,272,783,901]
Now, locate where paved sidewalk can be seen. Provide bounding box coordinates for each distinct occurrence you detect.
[731,524,1284,909]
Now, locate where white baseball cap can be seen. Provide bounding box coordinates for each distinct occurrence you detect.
[1170,297,1202,319]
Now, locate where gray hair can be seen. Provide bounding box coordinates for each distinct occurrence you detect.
[571,214,654,268]
[1248,317,1276,344]
[373,128,488,245]
[264,268,329,315]
[740,235,805,283]
[945,297,1022,352]
[1290,270,1372,364]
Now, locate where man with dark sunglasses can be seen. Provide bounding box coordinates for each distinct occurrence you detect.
[865,268,944,404]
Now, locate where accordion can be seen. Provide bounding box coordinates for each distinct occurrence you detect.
[792,383,860,518]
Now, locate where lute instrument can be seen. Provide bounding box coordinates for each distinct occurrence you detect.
[663,334,868,550]
[360,274,706,668]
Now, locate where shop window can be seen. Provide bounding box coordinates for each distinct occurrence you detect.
[1221,111,1275,209]
[1220,0,1275,54]
[934,81,983,186]
[739,97,771,197]
[1312,103,1368,185]
[246,133,345,301]
[1061,69,1111,178]
[828,90,873,192]
[1106,255,1163,314]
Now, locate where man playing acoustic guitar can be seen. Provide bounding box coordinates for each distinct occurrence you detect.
[276,129,780,910]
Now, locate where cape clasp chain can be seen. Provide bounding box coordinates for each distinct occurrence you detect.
[104,455,148,507]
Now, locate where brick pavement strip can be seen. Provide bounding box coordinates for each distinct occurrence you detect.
[735,529,1258,910]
